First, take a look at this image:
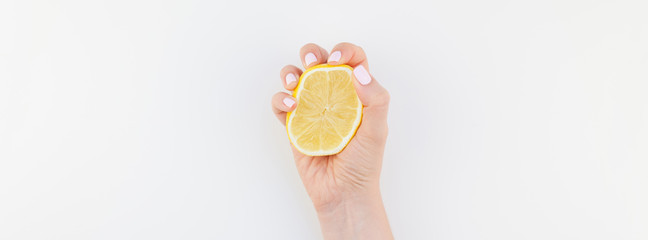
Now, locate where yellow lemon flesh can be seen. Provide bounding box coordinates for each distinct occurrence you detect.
[286,64,363,156]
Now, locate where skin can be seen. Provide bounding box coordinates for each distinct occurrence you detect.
[271,43,393,240]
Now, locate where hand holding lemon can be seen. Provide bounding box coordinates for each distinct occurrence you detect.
[271,43,392,239]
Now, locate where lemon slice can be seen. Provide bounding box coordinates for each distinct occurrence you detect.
[286,64,363,156]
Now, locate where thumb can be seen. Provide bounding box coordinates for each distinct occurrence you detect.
[352,65,390,141]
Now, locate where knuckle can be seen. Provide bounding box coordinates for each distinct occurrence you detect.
[302,43,316,49]
[280,65,300,79]
[272,92,284,101]
[355,45,366,55]
[374,89,390,105]
[271,95,279,108]
[280,65,290,77]
[337,42,353,48]
[301,43,319,52]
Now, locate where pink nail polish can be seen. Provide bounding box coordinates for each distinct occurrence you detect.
[283,97,295,108]
[328,51,341,63]
[285,73,297,86]
[304,52,317,66]
[353,65,372,85]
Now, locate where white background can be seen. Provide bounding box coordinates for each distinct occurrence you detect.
[1,0,647,239]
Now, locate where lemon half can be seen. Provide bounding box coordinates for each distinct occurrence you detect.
[286,64,363,156]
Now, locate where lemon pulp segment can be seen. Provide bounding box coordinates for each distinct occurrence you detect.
[286,64,362,156]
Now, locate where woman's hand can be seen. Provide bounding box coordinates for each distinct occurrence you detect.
[271,42,393,240]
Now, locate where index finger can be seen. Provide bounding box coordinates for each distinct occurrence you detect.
[299,43,329,69]
[326,42,369,70]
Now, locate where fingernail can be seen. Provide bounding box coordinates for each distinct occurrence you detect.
[283,97,295,108]
[304,52,317,66]
[353,65,372,85]
[285,73,297,86]
[328,51,341,63]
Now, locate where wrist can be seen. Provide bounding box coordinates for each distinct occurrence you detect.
[315,188,393,240]
[314,186,381,214]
